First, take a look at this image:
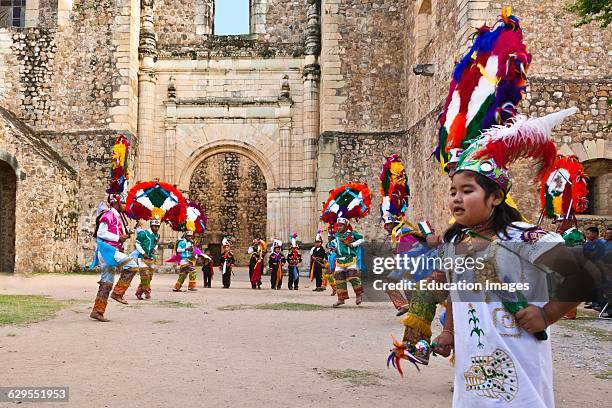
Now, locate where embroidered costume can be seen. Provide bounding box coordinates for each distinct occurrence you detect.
[269,239,286,290]
[248,239,267,289]
[329,218,365,306]
[132,219,161,300]
[310,230,327,291]
[220,237,236,288]
[173,231,198,291]
[444,72,578,404]
[89,194,139,321]
[200,251,214,288]
[287,233,302,290]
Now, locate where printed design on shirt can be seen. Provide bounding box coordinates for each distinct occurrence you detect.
[492,308,522,338]
[464,348,518,402]
[468,303,485,349]
[520,227,548,243]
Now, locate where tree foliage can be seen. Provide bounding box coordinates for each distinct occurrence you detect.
[567,0,612,28]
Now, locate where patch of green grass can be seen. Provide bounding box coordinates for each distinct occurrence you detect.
[0,295,77,326]
[557,316,611,342]
[218,302,329,312]
[155,300,195,309]
[320,369,383,387]
[594,370,612,380]
[153,319,173,324]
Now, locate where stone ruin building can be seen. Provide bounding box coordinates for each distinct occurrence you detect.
[0,0,609,271]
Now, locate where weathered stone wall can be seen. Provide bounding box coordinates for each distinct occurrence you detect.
[0,160,17,273]
[189,152,267,265]
[38,0,58,28]
[263,0,305,43]
[0,0,139,133]
[0,107,79,273]
[154,0,212,46]
[320,0,407,133]
[513,0,611,80]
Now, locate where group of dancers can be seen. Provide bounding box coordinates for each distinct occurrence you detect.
[85,7,609,407]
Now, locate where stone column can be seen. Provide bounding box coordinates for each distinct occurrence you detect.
[164,77,177,183]
[302,0,321,242]
[137,0,158,180]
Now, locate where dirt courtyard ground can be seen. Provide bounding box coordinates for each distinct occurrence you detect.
[0,269,610,407]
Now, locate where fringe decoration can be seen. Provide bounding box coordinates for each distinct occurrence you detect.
[400,313,433,339]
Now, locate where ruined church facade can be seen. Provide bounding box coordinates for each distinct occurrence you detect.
[0,0,609,271]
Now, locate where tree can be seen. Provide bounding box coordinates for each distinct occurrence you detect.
[567,0,612,28]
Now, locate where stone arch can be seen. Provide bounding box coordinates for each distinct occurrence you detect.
[178,141,277,192]
[187,150,268,265]
[0,159,17,272]
[0,149,26,181]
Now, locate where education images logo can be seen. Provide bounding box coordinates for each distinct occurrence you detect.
[370,254,530,293]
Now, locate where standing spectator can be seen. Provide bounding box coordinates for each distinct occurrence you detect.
[583,227,607,312]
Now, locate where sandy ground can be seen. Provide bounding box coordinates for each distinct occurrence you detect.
[0,270,610,408]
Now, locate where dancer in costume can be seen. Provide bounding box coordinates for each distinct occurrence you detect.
[310,230,327,291]
[220,237,236,288]
[89,194,138,321]
[432,108,600,406]
[540,154,589,318]
[173,231,197,292]
[200,247,214,288]
[248,238,266,289]
[287,233,302,290]
[132,218,161,300]
[329,217,365,307]
[269,239,286,290]
[320,182,371,306]
[322,246,337,296]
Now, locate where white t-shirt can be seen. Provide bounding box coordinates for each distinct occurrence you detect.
[445,222,563,408]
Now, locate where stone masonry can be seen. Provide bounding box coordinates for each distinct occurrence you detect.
[0,1,609,272]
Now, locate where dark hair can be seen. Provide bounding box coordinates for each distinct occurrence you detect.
[443,171,524,243]
[586,226,599,235]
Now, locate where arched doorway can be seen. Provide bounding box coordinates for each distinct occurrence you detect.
[189,152,267,265]
[0,160,17,273]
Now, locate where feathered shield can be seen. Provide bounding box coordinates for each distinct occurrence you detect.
[170,200,208,234]
[321,182,372,225]
[540,155,589,221]
[125,180,187,225]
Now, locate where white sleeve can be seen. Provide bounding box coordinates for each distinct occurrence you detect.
[351,238,364,247]
[310,247,315,255]
[97,222,119,242]
[135,241,146,255]
[248,247,254,254]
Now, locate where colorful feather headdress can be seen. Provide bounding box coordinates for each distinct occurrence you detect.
[321,182,372,226]
[380,154,409,223]
[435,6,531,173]
[290,232,299,248]
[106,133,131,195]
[539,155,588,222]
[455,108,578,192]
[125,180,187,225]
[170,200,208,234]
